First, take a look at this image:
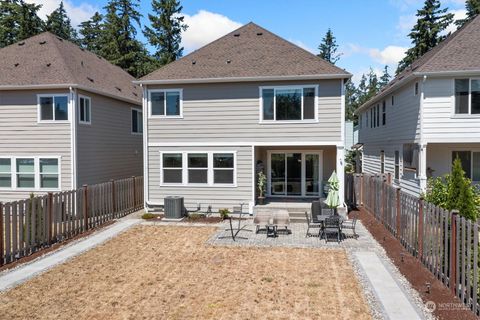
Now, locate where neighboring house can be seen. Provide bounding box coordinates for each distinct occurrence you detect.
[0,32,143,202]
[357,15,480,195]
[345,121,358,150]
[136,22,351,213]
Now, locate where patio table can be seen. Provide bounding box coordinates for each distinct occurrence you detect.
[316,215,344,239]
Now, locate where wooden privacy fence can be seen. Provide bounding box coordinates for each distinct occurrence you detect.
[1,176,143,266]
[346,173,480,316]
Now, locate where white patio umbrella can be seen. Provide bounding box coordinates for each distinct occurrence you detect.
[324,171,340,209]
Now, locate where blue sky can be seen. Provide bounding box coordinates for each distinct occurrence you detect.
[27,0,469,82]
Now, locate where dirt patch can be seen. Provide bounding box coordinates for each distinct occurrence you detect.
[0,226,372,320]
[354,208,476,320]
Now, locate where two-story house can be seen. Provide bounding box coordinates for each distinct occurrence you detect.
[0,32,143,201]
[136,22,351,213]
[357,15,480,195]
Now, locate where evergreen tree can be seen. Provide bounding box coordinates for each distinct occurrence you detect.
[79,12,104,54]
[379,65,391,88]
[366,68,379,98]
[101,0,153,77]
[397,0,453,74]
[317,28,341,64]
[144,0,187,66]
[345,80,358,123]
[16,0,44,41]
[455,0,480,27]
[0,0,19,47]
[45,1,77,41]
[446,157,478,220]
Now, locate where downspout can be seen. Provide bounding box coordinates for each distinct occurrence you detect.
[141,84,149,212]
[70,87,77,189]
[419,75,427,192]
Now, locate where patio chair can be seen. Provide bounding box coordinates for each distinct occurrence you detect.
[305,211,322,237]
[342,216,358,239]
[273,210,290,234]
[254,210,272,234]
[321,216,341,243]
[311,200,322,223]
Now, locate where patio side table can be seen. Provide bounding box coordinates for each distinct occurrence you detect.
[265,224,277,238]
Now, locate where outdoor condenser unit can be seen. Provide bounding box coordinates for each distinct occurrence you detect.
[164,196,184,219]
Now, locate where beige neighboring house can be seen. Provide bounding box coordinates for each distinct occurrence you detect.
[136,22,351,213]
[357,15,480,195]
[0,32,143,202]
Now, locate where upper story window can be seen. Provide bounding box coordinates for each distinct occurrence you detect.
[260,86,317,122]
[131,108,143,134]
[382,100,386,126]
[376,104,380,127]
[149,89,182,117]
[38,94,68,122]
[391,95,395,106]
[455,79,480,115]
[78,96,91,124]
[414,82,419,96]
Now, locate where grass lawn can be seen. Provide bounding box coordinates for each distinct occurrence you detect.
[0,226,372,320]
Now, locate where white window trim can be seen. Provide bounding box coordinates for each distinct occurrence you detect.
[37,94,70,123]
[148,89,184,119]
[452,78,480,117]
[0,156,61,191]
[78,95,92,125]
[159,151,237,188]
[259,85,319,123]
[131,107,143,135]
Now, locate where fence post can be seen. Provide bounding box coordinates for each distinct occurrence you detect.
[111,179,116,215]
[47,192,53,245]
[387,173,392,185]
[83,185,89,231]
[418,197,424,260]
[360,174,364,206]
[450,210,459,295]
[0,202,3,267]
[132,176,137,207]
[396,187,401,238]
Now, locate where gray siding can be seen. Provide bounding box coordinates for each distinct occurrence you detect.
[0,90,72,202]
[148,145,252,212]
[146,80,342,144]
[76,90,142,186]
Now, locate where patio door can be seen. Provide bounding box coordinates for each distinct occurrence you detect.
[268,151,322,197]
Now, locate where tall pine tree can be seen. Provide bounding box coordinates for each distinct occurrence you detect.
[317,28,341,64]
[101,0,154,77]
[79,12,104,54]
[45,1,77,41]
[144,0,187,66]
[455,0,480,27]
[397,0,453,74]
[379,66,391,88]
[0,0,20,47]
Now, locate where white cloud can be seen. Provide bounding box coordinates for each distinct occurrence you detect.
[181,10,242,52]
[445,9,467,34]
[369,45,407,65]
[25,0,97,27]
[289,39,316,54]
[351,67,384,86]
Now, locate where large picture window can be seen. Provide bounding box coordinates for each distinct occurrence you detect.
[161,152,236,186]
[455,79,480,115]
[149,89,182,117]
[38,95,68,122]
[452,151,480,181]
[0,157,60,190]
[261,86,317,121]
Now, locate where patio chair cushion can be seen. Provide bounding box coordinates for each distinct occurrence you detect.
[273,210,290,229]
[253,210,273,225]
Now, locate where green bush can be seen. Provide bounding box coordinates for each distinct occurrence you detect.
[219,208,230,219]
[141,213,157,220]
[424,157,480,221]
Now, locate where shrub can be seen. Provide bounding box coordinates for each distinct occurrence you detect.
[219,208,230,219]
[188,213,202,220]
[141,213,157,220]
[424,157,480,221]
[257,172,267,197]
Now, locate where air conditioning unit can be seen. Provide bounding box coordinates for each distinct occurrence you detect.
[164,196,184,219]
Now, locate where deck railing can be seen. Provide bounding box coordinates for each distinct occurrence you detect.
[1,176,143,266]
[346,173,480,316]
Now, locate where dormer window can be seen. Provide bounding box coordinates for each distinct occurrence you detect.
[260,85,318,122]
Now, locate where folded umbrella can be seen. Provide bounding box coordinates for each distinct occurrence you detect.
[324,171,340,209]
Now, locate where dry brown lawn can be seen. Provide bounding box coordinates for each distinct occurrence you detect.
[0,226,372,320]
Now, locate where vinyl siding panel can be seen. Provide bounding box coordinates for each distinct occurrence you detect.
[423,77,480,143]
[147,146,252,212]
[76,90,143,186]
[146,80,342,143]
[0,90,72,202]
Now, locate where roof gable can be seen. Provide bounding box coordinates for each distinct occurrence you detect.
[0,32,140,103]
[141,22,350,82]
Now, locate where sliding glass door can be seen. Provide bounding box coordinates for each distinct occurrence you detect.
[269,152,321,197]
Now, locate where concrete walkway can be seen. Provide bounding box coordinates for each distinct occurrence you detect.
[0,219,139,292]
[354,251,423,320]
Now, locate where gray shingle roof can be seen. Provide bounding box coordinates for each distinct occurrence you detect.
[0,32,140,103]
[361,14,480,111]
[140,22,350,82]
